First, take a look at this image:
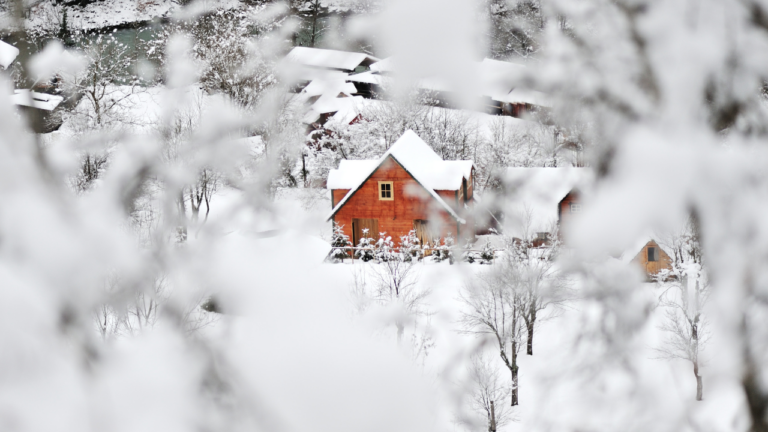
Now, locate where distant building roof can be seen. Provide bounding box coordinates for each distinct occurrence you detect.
[0,40,20,70]
[497,88,552,107]
[346,71,388,85]
[326,130,474,223]
[286,47,380,72]
[369,57,393,73]
[12,90,64,111]
[364,56,547,107]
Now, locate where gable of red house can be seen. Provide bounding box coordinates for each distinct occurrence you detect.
[326,131,475,249]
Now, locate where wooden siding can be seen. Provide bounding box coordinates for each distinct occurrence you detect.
[631,240,673,280]
[331,189,350,208]
[558,190,580,226]
[331,156,470,247]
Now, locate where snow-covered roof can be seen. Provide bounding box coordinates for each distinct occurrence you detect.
[311,93,360,114]
[366,57,548,107]
[278,61,349,87]
[0,40,19,70]
[302,78,357,98]
[502,167,592,237]
[346,71,388,85]
[479,58,526,100]
[286,47,380,72]
[619,237,675,263]
[326,130,474,223]
[369,57,393,73]
[12,90,64,111]
[327,160,380,189]
[496,88,552,107]
[302,94,366,125]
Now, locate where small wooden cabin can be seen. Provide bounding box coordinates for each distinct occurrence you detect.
[327,131,475,250]
[627,239,674,280]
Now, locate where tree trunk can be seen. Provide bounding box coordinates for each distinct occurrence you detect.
[744,365,768,432]
[742,312,768,432]
[310,1,319,47]
[526,311,536,355]
[526,322,534,355]
[694,366,703,401]
[511,340,519,406]
[489,400,497,432]
[525,301,537,355]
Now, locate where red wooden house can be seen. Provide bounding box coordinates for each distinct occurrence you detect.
[326,131,475,249]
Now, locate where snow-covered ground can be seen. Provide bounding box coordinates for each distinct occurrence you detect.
[198,224,738,432]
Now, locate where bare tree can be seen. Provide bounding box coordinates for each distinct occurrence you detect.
[655,219,709,401]
[189,168,220,224]
[65,32,141,129]
[460,264,525,406]
[466,354,515,430]
[370,252,428,343]
[502,222,569,356]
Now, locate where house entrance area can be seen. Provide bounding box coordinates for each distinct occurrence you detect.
[414,219,435,248]
[352,218,378,248]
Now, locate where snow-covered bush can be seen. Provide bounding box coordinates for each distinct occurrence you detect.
[399,230,423,262]
[431,234,455,264]
[462,239,479,264]
[327,222,352,263]
[354,229,376,262]
[374,232,396,262]
[480,240,495,263]
[150,6,279,109]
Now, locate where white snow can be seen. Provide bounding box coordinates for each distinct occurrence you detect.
[388,134,473,190]
[0,40,19,70]
[286,47,380,72]
[326,160,380,189]
[302,79,357,98]
[502,167,593,237]
[12,89,64,111]
[310,94,362,114]
[498,87,552,107]
[302,95,366,124]
[369,56,393,73]
[364,56,547,108]
[326,130,472,223]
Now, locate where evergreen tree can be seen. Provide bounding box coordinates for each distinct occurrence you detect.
[400,230,423,262]
[327,222,352,263]
[354,229,375,262]
[374,232,396,263]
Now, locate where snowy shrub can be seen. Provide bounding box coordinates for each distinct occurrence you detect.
[327,222,352,263]
[461,240,479,264]
[399,230,423,262]
[431,235,455,264]
[480,240,495,264]
[354,229,376,262]
[374,232,397,263]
